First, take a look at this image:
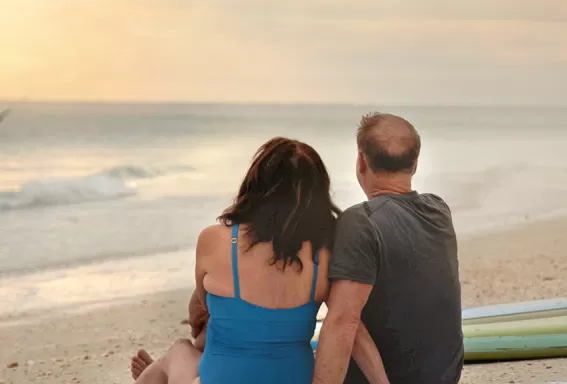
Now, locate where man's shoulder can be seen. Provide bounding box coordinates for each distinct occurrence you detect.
[418,193,452,215]
[420,192,449,203]
[335,203,376,234]
[338,202,376,225]
[373,192,452,214]
[340,202,368,216]
[339,193,453,221]
[342,197,392,217]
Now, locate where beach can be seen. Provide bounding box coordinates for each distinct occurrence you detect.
[3,0,567,379]
[1,216,566,384]
[1,103,567,383]
[457,218,567,383]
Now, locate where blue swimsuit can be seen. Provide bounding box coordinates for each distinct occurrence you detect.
[199,224,321,383]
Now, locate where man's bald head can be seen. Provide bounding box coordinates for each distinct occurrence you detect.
[356,112,421,174]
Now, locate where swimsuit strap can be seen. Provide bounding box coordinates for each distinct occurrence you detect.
[310,250,319,303]
[231,224,240,299]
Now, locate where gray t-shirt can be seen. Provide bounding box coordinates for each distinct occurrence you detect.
[329,191,463,384]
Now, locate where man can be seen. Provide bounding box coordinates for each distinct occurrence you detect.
[313,112,463,384]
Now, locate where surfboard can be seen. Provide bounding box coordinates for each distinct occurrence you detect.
[311,317,567,361]
[462,298,567,325]
[463,315,567,361]
[311,299,567,361]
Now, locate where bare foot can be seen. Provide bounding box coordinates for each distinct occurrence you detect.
[130,349,154,380]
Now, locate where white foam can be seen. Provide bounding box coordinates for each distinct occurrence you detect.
[0,164,196,211]
[0,174,136,210]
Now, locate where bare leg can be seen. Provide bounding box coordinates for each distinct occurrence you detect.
[135,339,201,384]
[131,328,206,380]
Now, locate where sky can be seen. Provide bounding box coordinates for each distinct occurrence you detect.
[1,0,566,104]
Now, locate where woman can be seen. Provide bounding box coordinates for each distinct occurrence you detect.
[130,137,388,383]
[132,137,338,384]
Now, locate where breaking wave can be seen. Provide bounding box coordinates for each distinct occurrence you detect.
[0,164,195,211]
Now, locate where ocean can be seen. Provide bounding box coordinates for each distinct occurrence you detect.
[1,102,567,317]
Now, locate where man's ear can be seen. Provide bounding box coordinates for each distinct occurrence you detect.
[357,151,367,174]
[412,160,418,175]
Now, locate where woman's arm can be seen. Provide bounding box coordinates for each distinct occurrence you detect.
[194,229,210,310]
[352,323,390,384]
[188,289,209,339]
[192,226,218,349]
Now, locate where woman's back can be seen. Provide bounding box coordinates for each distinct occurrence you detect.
[129,138,339,384]
[197,224,330,384]
[193,137,339,383]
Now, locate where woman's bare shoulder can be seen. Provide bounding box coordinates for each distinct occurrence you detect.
[198,224,228,240]
[196,224,230,255]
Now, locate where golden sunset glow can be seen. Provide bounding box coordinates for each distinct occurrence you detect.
[1,0,566,103]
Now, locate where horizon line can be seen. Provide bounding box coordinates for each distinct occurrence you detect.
[1,99,566,108]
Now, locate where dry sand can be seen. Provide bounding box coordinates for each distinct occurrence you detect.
[2,218,567,384]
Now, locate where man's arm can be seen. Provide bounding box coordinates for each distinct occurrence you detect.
[352,323,390,384]
[313,280,372,384]
[313,205,385,384]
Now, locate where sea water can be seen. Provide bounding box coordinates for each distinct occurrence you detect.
[1,103,567,316]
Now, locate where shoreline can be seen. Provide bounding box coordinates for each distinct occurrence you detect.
[0,248,196,318]
[1,208,565,319]
[2,216,567,383]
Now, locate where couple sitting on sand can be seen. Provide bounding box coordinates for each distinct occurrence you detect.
[128,112,464,384]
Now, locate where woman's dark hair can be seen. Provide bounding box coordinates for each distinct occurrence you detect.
[219,137,341,271]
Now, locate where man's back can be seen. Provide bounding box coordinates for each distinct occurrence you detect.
[337,192,463,384]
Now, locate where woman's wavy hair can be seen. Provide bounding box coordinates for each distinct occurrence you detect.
[219,137,341,271]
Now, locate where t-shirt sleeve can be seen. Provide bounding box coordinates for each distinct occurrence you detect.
[328,206,380,285]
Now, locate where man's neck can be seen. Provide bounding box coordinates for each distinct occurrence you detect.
[365,173,412,199]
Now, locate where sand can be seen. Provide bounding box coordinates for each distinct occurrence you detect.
[1,217,567,384]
